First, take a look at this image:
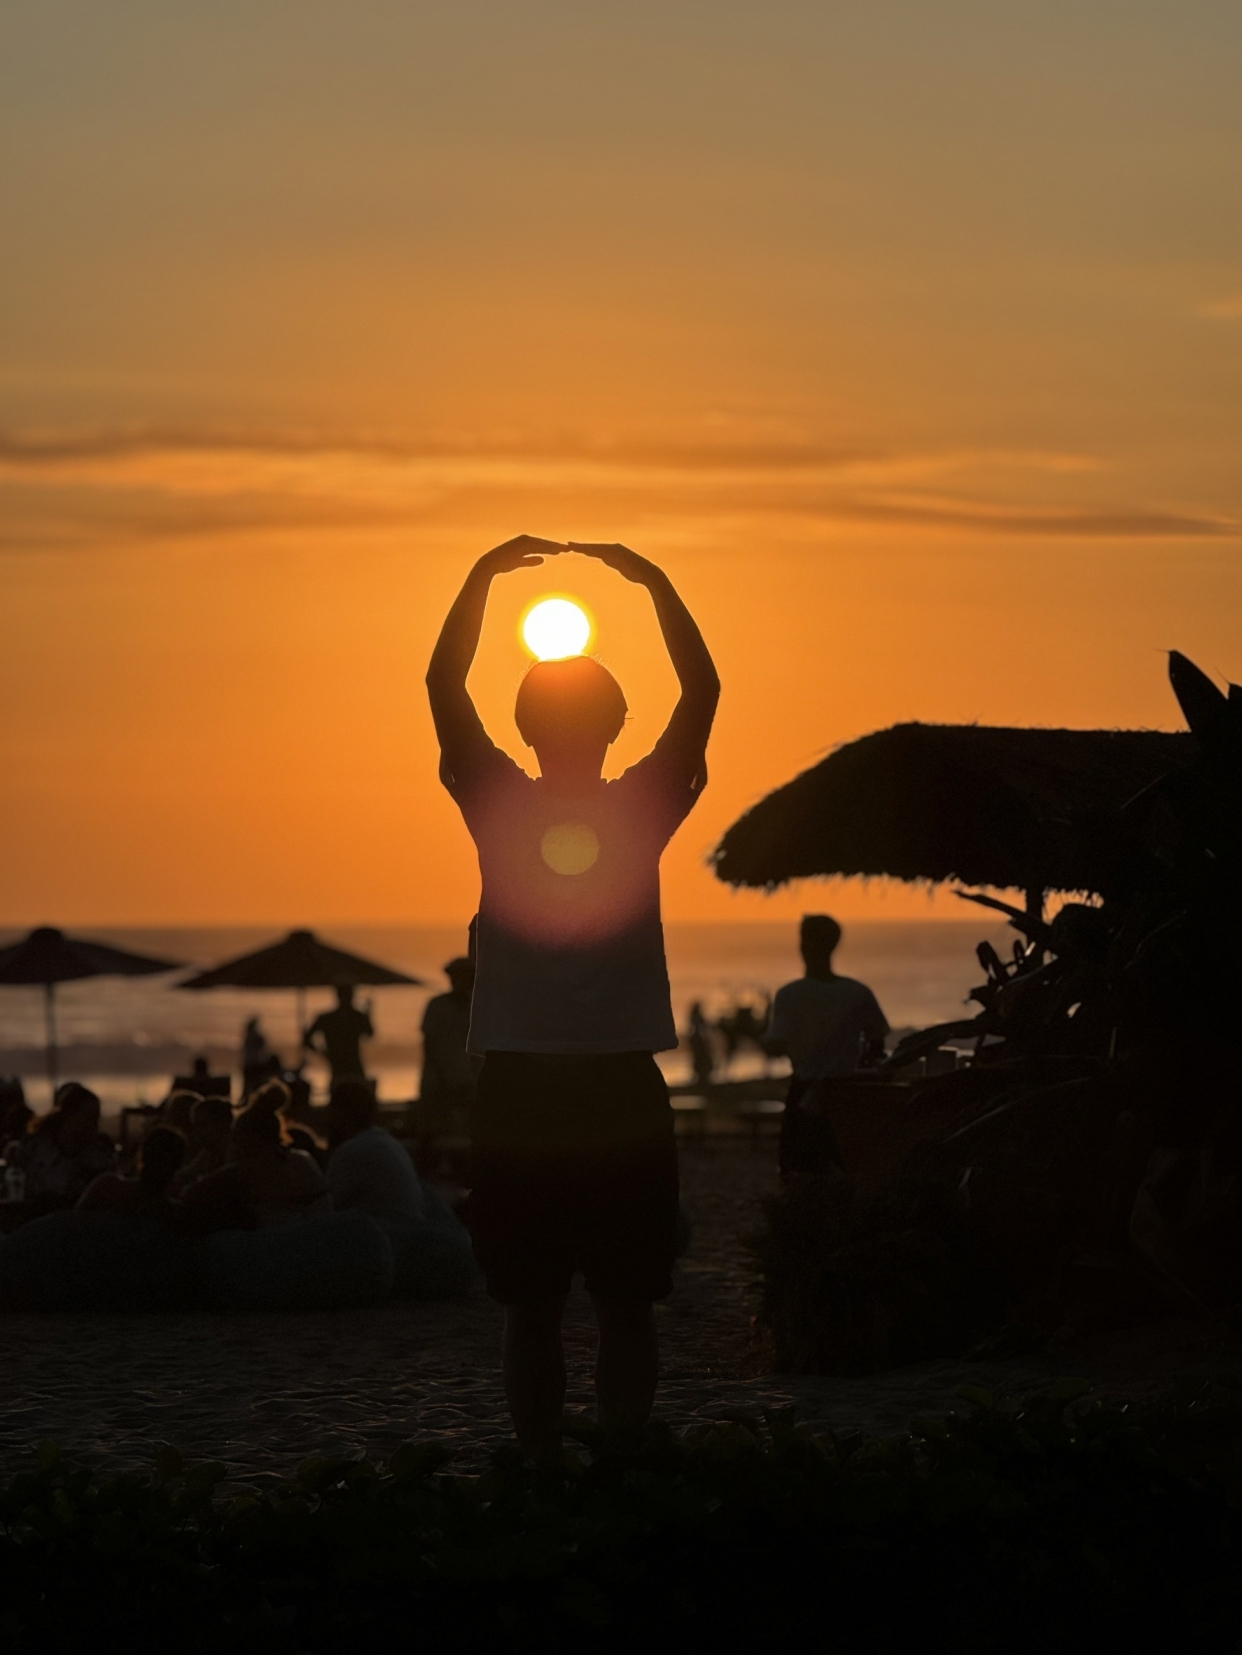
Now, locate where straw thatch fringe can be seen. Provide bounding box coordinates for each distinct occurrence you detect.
[711,723,1192,899]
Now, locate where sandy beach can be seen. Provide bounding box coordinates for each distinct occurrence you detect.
[2,1139,1237,1489]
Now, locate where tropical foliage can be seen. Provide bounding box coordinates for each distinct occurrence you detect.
[757,652,1242,1364]
[3,1382,1242,1651]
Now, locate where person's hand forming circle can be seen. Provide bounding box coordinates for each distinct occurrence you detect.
[566,542,660,585]
[478,535,567,574]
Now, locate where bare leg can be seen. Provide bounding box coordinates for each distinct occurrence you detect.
[591,1295,658,1429]
[503,1295,567,1458]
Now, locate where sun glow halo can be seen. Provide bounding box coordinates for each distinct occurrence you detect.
[521,596,592,661]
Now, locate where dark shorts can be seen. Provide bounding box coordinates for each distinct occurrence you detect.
[468,1051,679,1305]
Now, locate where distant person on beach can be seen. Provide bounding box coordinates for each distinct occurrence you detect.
[241,1016,274,1098]
[766,915,889,1178]
[77,1125,187,1222]
[302,985,374,1084]
[12,1083,116,1212]
[417,955,480,1152]
[428,535,718,1457]
[685,1001,716,1090]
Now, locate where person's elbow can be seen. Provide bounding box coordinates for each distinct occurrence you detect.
[686,667,720,723]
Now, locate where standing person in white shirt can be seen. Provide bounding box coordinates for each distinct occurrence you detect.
[427,534,718,1459]
[766,915,889,1179]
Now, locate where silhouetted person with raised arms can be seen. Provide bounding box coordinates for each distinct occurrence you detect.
[766,914,889,1179]
[428,534,719,1458]
[302,984,374,1085]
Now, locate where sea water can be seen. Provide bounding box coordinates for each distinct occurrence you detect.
[0,920,1010,1109]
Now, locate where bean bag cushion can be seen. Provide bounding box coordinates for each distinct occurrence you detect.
[199,1209,394,1312]
[386,1187,479,1299]
[0,1212,197,1312]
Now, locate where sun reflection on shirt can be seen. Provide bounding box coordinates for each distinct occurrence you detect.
[540,822,601,876]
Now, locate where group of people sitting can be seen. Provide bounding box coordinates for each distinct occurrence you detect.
[3,1074,439,1242]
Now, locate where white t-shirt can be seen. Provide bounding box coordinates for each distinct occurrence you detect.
[328,1126,426,1225]
[445,731,702,1055]
[767,975,889,1079]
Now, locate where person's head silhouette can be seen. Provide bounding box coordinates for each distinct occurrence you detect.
[39,1083,101,1152]
[800,914,842,978]
[515,656,627,781]
[231,1098,285,1160]
[335,984,356,1009]
[137,1126,186,1200]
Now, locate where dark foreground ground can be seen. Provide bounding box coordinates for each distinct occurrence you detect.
[1,1140,1239,1484]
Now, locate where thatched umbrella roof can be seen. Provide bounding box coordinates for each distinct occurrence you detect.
[711,723,1193,900]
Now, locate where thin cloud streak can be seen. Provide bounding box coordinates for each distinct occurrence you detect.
[0,428,1233,550]
[0,426,1097,479]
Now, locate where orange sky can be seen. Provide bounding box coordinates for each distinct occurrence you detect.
[1,2,1239,927]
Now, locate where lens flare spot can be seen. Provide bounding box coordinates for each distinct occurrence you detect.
[540,822,600,876]
[521,597,592,661]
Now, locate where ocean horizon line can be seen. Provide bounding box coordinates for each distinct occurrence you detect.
[0,915,996,935]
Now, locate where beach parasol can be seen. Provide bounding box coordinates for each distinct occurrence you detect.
[712,723,1194,914]
[178,929,422,1040]
[0,926,182,1091]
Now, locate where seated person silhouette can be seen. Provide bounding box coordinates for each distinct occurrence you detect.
[181,1082,330,1233]
[302,985,374,1084]
[173,1094,234,1192]
[427,534,719,1458]
[77,1125,187,1225]
[766,915,889,1179]
[12,1083,116,1213]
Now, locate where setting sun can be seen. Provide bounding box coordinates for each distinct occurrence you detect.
[521,596,593,661]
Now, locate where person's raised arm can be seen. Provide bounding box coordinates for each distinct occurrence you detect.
[568,543,720,773]
[426,536,565,770]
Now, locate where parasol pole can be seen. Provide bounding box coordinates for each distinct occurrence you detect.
[295,984,307,1067]
[44,980,59,1096]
